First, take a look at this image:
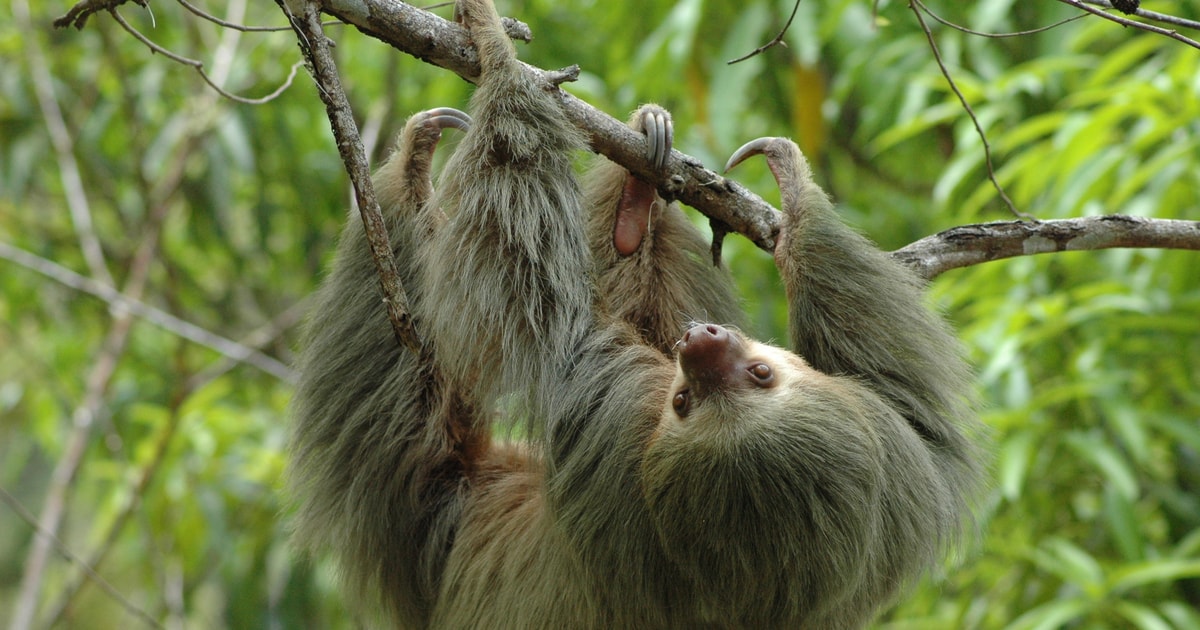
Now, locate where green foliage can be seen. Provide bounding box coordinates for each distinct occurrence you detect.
[1,0,1198,627]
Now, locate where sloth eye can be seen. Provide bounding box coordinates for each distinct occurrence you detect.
[748,363,774,386]
[672,391,690,417]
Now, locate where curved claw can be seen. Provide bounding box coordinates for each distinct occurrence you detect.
[724,136,810,227]
[723,137,780,174]
[613,105,673,257]
[640,107,673,171]
[423,107,472,133]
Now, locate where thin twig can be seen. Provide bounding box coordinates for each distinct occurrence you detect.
[184,301,306,390]
[33,304,301,626]
[55,0,130,29]
[15,0,113,287]
[0,242,294,381]
[1080,0,1200,31]
[910,0,1028,220]
[0,488,163,629]
[207,0,247,90]
[919,4,1088,38]
[1057,0,1200,50]
[11,118,210,630]
[43,377,193,626]
[728,0,802,64]
[9,283,141,630]
[176,0,289,31]
[278,0,425,353]
[110,8,303,105]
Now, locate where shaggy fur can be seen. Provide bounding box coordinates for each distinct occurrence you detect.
[289,0,983,627]
[583,105,744,355]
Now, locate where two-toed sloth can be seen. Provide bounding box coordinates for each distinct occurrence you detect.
[289,0,983,627]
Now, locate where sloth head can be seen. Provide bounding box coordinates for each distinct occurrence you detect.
[641,323,888,614]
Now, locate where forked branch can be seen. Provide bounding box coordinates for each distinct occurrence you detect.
[52,0,1200,281]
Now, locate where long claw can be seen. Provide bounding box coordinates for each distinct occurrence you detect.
[663,113,674,170]
[716,137,784,264]
[424,107,472,132]
[723,137,778,174]
[725,136,809,225]
[645,113,661,168]
[641,108,673,170]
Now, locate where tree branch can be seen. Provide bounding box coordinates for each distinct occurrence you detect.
[52,0,1200,278]
[323,0,1200,275]
[727,0,802,64]
[0,242,294,380]
[0,488,162,629]
[20,0,114,287]
[1055,0,1200,50]
[910,0,1026,220]
[318,0,783,251]
[892,215,1200,280]
[278,0,425,353]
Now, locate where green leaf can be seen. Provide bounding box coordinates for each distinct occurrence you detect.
[999,430,1035,501]
[1103,485,1143,563]
[1113,600,1172,630]
[1084,36,1165,90]
[1065,432,1140,501]
[1005,598,1090,630]
[1159,601,1200,629]
[1030,537,1104,592]
[1112,560,1200,593]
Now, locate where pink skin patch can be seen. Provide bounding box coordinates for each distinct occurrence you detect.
[613,176,656,256]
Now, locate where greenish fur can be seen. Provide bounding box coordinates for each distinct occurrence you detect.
[583,105,744,355]
[289,0,983,627]
[289,110,485,626]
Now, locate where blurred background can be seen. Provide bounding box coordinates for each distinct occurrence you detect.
[2,0,1199,627]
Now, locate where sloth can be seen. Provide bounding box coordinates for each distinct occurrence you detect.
[289,0,983,627]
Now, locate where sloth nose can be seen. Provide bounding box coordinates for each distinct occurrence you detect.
[682,324,726,345]
[678,325,743,392]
